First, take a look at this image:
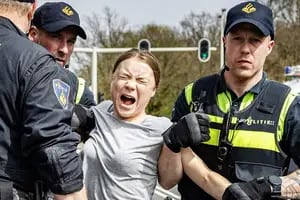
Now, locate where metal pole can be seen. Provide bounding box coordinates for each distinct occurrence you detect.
[154,185,181,200]
[92,47,98,103]
[74,47,217,53]
[220,8,226,69]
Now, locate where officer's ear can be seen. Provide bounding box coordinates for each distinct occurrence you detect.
[25,1,37,34]
[28,26,39,42]
[28,1,37,22]
[223,35,227,49]
[267,39,275,55]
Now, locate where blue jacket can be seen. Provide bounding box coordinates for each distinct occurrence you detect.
[0,17,83,194]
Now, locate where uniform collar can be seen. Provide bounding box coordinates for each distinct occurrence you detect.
[219,68,267,96]
[0,16,28,38]
[250,72,267,94]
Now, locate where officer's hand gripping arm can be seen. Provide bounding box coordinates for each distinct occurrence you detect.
[163,112,210,153]
[223,171,300,200]
[222,178,271,200]
[71,104,95,142]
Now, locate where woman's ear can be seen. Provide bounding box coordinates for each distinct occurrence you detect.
[150,88,156,98]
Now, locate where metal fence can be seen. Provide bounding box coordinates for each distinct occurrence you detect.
[153,185,180,200]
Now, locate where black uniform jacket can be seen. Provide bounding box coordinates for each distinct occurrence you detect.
[0,17,83,194]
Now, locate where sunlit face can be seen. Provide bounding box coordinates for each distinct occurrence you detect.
[223,23,275,81]
[29,26,77,67]
[111,57,156,122]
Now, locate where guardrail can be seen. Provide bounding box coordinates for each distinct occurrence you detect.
[153,185,181,200]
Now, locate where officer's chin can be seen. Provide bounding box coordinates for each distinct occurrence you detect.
[55,59,65,68]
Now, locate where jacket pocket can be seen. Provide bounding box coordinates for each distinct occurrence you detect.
[235,161,282,182]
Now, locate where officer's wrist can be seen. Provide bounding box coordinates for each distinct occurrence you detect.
[162,124,181,153]
[269,175,282,197]
[257,175,282,197]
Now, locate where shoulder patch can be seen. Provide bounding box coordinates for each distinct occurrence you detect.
[53,79,70,109]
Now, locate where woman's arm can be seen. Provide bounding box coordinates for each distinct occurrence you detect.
[158,145,183,189]
[181,147,231,200]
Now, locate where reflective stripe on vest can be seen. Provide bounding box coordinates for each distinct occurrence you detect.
[75,77,85,104]
[184,83,194,108]
[277,91,297,141]
[217,91,255,113]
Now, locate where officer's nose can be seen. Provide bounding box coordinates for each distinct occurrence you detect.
[58,40,69,55]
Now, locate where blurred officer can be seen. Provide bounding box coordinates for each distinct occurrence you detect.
[159,1,300,200]
[0,0,87,199]
[28,2,98,107]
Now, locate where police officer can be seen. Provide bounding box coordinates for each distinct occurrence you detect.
[0,0,87,199]
[28,2,98,108]
[159,1,300,200]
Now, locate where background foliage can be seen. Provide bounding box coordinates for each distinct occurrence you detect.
[73,0,300,117]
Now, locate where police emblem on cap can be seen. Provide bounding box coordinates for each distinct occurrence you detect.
[62,6,74,16]
[53,79,70,109]
[242,3,256,14]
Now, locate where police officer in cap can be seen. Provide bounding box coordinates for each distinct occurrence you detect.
[28,2,97,108]
[0,0,87,199]
[158,1,300,200]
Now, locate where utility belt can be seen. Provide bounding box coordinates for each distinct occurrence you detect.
[0,181,53,200]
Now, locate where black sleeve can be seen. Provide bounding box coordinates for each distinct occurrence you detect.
[171,87,191,122]
[281,95,300,168]
[79,85,96,107]
[21,57,83,194]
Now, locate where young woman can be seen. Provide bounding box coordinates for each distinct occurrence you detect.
[82,49,172,200]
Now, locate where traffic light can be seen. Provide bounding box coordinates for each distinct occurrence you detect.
[198,38,211,63]
[137,39,151,52]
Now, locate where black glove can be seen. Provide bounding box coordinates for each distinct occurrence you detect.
[72,104,95,142]
[163,112,210,153]
[222,179,272,200]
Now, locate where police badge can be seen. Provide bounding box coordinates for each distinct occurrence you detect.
[53,79,70,109]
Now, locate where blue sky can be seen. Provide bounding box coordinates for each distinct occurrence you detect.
[37,0,247,27]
